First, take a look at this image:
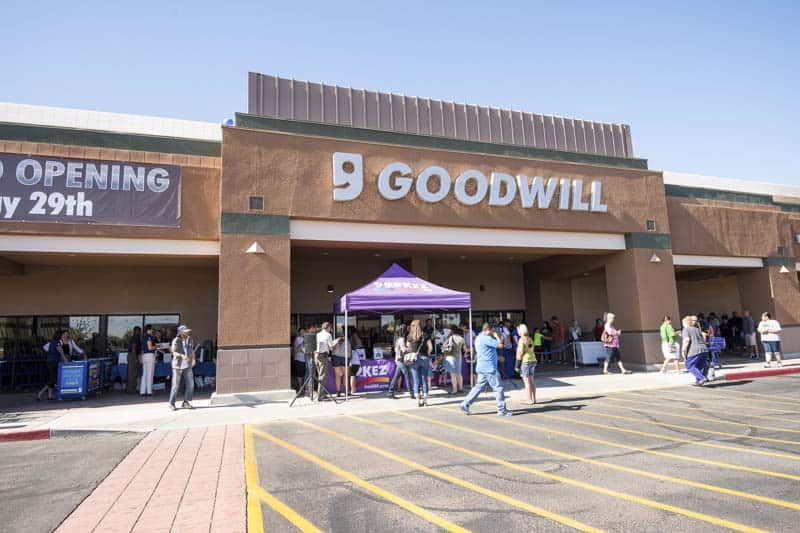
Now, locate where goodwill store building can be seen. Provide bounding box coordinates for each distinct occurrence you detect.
[0,72,799,397]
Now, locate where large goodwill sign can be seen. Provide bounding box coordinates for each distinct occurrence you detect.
[0,152,181,227]
[332,152,608,212]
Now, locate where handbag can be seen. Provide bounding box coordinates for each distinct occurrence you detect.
[403,352,418,365]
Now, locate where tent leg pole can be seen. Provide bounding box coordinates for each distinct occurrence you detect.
[344,310,349,402]
[468,308,473,388]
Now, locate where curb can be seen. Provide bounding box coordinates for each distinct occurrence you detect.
[0,428,51,443]
[725,366,800,380]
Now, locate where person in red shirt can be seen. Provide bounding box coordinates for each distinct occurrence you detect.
[551,316,565,364]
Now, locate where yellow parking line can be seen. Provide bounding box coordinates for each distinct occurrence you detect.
[457,408,799,481]
[602,396,800,435]
[249,427,470,533]
[244,426,265,533]
[715,389,800,404]
[295,418,601,533]
[624,390,800,418]
[582,405,800,446]
[370,413,766,533]
[422,408,800,513]
[532,410,800,462]
[697,389,800,407]
[244,426,321,533]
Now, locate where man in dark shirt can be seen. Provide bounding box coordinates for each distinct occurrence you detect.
[127,326,142,394]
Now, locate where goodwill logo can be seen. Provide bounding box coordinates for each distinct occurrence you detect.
[332,152,608,212]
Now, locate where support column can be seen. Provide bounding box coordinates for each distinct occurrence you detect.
[739,257,800,354]
[604,237,680,369]
[214,213,292,398]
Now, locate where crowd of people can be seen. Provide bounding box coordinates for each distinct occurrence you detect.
[291,308,785,411]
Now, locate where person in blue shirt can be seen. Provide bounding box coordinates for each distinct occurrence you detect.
[38,329,69,401]
[460,323,513,416]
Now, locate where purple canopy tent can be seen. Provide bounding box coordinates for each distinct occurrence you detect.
[334,263,473,398]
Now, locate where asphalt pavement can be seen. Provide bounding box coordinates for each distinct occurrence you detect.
[247,374,800,532]
[0,432,143,533]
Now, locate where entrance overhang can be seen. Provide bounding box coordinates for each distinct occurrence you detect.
[672,254,763,268]
[289,220,626,251]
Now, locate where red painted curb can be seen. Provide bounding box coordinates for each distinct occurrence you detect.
[725,366,800,380]
[0,429,51,443]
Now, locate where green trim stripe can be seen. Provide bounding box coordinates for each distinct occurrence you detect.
[665,184,800,213]
[763,256,796,268]
[0,122,221,157]
[221,213,289,235]
[234,113,649,170]
[625,233,672,249]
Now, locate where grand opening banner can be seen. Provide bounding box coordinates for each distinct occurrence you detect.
[0,152,181,227]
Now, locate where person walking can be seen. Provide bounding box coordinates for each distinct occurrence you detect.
[38,330,69,401]
[126,326,142,394]
[602,313,632,375]
[758,312,783,367]
[682,316,709,386]
[742,309,758,359]
[168,325,197,410]
[387,325,414,399]
[315,322,339,401]
[140,324,157,396]
[659,316,681,373]
[460,323,513,417]
[407,319,433,407]
[443,326,465,395]
[292,328,306,391]
[515,324,537,405]
[348,329,364,395]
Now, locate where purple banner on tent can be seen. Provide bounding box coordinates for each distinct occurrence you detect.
[0,152,181,227]
[326,358,397,392]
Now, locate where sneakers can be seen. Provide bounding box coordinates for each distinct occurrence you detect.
[497,410,514,417]
[182,401,194,409]
[459,403,470,415]
[169,403,177,411]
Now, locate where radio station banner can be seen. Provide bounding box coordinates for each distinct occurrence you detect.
[0,152,181,227]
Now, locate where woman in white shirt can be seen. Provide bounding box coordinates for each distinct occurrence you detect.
[757,312,783,367]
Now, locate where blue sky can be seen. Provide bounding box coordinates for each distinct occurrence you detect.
[2,1,798,185]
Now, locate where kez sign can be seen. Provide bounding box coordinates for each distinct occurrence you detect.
[332,152,608,212]
[0,152,182,227]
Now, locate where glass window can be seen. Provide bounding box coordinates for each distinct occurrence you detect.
[0,317,17,361]
[35,316,68,355]
[69,316,101,356]
[107,315,144,352]
[144,314,179,346]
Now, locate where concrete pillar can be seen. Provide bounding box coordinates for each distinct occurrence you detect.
[523,262,543,327]
[215,215,292,398]
[604,248,680,369]
[738,258,800,354]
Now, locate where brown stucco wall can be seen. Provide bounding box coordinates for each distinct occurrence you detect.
[0,140,220,240]
[222,127,668,234]
[667,197,799,257]
[0,264,218,342]
[677,276,742,317]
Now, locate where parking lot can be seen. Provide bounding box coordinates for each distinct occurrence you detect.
[247,375,800,532]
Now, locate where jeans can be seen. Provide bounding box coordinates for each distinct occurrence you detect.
[685,353,708,384]
[388,361,413,396]
[463,371,506,412]
[410,356,430,397]
[169,367,194,404]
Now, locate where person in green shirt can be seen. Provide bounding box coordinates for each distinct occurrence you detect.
[659,315,682,373]
[515,324,538,405]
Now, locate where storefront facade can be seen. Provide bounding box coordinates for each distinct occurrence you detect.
[1,74,799,396]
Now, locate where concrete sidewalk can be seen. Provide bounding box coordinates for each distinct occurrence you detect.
[2,355,796,435]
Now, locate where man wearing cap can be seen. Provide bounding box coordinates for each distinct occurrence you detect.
[169,325,197,410]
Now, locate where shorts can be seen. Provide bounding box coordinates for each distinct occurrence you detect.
[349,365,360,377]
[605,347,621,363]
[762,341,781,354]
[520,360,537,377]
[745,333,757,346]
[332,355,346,367]
[444,355,462,374]
[661,342,680,361]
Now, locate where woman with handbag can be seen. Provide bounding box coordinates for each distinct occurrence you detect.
[387,324,413,399]
[407,319,434,407]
